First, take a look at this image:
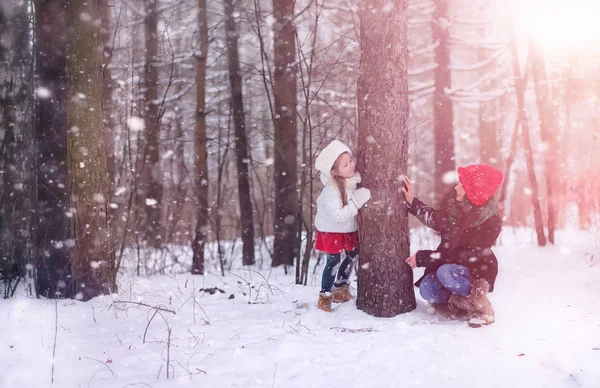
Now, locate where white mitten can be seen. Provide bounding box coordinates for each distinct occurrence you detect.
[345,172,362,190]
[352,187,371,209]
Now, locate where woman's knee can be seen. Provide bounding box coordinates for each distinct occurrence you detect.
[419,273,450,303]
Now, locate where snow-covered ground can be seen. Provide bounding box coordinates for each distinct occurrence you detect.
[1,228,600,388]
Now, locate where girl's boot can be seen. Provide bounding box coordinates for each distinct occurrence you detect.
[317,293,332,312]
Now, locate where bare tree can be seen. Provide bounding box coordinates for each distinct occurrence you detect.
[432,0,454,203]
[356,0,415,317]
[34,0,73,297]
[192,0,209,274]
[65,0,115,298]
[223,0,255,265]
[529,38,559,244]
[508,20,546,246]
[271,0,299,267]
[139,0,163,248]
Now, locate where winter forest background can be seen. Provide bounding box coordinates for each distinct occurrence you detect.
[2,0,600,386]
[1,0,600,309]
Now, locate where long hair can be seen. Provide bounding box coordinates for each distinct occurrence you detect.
[331,153,349,206]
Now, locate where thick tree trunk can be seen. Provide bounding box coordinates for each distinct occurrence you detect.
[271,0,298,267]
[192,0,209,274]
[0,1,34,295]
[224,0,255,266]
[34,0,73,298]
[139,0,162,248]
[432,0,454,204]
[356,0,415,317]
[99,0,115,186]
[529,38,558,244]
[508,26,546,246]
[65,0,115,299]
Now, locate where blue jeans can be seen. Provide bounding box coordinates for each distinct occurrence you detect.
[320,248,359,293]
[419,264,473,303]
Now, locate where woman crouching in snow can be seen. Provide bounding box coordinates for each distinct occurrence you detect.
[313,140,371,312]
[403,164,503,326]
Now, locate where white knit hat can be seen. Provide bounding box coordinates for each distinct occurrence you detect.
[315,140,352,174]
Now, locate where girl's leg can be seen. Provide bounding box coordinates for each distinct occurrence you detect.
[320,253,342,293]
[334,248,359,287]
[435,264,473,297]
[419,272,452,303]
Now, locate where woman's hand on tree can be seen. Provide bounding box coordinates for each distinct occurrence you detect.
[401,176,414,206]
[405,253,417,268]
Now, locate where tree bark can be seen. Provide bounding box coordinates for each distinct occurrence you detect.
[432,0,455,204]
[224,0,255,265]
[0,0,34,294]
[508,25,546,246]
[139,0,162,248]
[34,0,73,298]
[529,38,558,244]
[192,0,209,274]
[65,0,115,299]
[271,0,298,267]
[356,0,415,317]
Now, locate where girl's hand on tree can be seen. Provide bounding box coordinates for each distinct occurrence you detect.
[405,253,417,268]
[401,176,414,206]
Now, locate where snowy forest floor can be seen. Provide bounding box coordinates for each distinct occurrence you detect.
[1,227,600,388]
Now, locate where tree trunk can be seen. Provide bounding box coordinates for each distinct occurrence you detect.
[192,0,209,274]
[529,38,558,244]
[432,0,455,204]
[34,0,73,298]
[356,0,415,317]
[99,0,115,187]
[139,0,162,248]
[65,0,115,299]
[0,0,34,295]
[224,0,255,266]
[271,0,298,267]
[508,24,546,246]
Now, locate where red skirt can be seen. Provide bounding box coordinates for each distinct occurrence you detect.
[314,230,359,254]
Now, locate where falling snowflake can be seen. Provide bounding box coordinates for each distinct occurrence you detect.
[128,116,145,132]
[442,171,457,184]
[36,87,52,99]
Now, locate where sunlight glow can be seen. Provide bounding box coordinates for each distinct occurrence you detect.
[516,0,600,53]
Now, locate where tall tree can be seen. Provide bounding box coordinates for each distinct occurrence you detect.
[432,0,454,203]
[192,0,209,274]
[508,22,546,246]
[356,0,415,317]
[139,0,163,248]
[223,0,255,265]
[34,0,73,297]
[271,0,299,267]
[0,0,34,294]
[529,38,559,244]
[65,0,115,299]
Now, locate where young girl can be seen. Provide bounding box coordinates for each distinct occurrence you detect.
[314,140,371,312]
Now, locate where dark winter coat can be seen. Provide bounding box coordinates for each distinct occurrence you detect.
[408,193,502,292]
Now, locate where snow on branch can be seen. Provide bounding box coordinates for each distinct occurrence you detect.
[448,86,514,103]
[449,37,507,50]
[408,63,439,75]
[409,81,435,94]
[409,40,439,56]
[448,48,506,71]
[446,54,507,95]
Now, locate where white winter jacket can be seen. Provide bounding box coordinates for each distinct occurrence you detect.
[314,173,361,233]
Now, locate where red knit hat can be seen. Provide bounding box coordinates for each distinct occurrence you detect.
[457,164,503,206]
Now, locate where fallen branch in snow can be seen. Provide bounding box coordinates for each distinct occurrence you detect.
[112,300,176,314]
[51,299,58,384]
[166,328,172,379]
[330,327,379,333]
